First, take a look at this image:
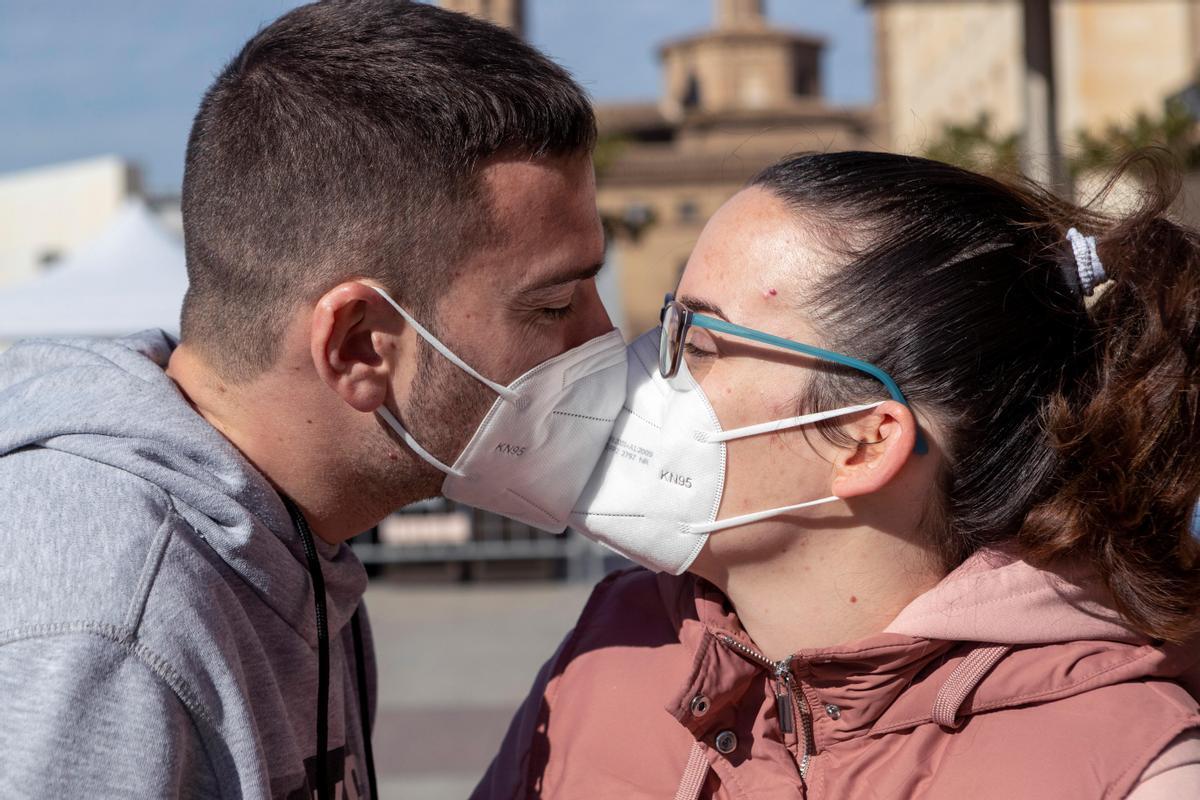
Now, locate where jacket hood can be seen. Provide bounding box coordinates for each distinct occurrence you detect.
[885,546,1140,644]
[883,546,1200,717]
[0,332,366,643]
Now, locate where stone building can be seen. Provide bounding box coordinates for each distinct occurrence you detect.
[869,0,1200,155]
[440,0,877,335]
[439,0,524,36]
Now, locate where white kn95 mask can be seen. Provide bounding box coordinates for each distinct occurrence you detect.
[370,285,627,533]
[568,328,882,574]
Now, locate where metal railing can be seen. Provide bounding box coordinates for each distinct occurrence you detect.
[350,498,619,581]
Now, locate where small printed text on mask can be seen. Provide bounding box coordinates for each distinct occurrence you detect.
[605,437,652,466]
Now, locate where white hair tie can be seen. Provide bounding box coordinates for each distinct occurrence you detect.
[1066,227,1109,296]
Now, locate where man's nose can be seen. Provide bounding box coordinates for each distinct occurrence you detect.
[563,278,615,349]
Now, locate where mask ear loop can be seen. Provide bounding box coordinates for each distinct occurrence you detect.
[376,406,464,477]
[368,285,520,404]
[684,495,841,535]
[695,401,884,443]
[368,285,520,478]
[684,400,886,535]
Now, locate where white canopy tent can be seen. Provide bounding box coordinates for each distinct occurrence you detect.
[0,200,187,345]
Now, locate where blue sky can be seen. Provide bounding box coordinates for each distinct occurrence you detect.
[0,1,873,194]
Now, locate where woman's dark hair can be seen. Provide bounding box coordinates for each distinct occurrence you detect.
[752,150,1200,643]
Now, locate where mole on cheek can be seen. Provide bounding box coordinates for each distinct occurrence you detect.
[763,287,778,299]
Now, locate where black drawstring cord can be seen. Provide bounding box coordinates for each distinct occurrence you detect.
[351,610,379,799]
[284,497,379,799]
[283,496,331,800]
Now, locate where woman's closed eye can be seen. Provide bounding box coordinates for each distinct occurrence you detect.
[685,327,719,360]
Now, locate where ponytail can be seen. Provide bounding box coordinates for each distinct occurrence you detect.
[1021,154,1200,643]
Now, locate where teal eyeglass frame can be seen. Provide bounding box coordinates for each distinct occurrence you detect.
[660,293,927,455]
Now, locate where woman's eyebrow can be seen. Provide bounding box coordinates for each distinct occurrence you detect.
[678,294,729,321]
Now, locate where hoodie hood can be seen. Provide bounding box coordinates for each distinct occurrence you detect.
[0,331,366,644]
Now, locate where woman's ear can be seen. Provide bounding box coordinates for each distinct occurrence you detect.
[830,400,918,498]
[310,282,407,413]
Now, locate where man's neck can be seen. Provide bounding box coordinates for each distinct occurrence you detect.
[164,343,420,545]
[699,521,945,661]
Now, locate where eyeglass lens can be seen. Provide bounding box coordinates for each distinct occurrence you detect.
[659,302,684,378]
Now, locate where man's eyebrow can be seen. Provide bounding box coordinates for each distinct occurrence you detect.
[678,294,729,321]
[520,261,605,294]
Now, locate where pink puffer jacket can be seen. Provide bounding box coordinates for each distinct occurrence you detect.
[474,549,1200,799]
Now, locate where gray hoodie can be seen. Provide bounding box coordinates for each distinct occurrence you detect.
[0,332,376,799]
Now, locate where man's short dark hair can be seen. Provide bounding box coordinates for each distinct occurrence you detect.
[180,0,597,380]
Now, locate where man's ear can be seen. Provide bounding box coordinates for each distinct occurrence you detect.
[310,282,407,413]
[830,400,918,499]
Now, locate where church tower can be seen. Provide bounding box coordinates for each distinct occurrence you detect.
[716,0,767,29]
[439,0,525,38]
[660,0,823,120]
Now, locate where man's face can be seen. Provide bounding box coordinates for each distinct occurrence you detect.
[400,152,613,479]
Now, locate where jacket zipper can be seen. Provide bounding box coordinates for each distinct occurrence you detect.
[718,634,811,780]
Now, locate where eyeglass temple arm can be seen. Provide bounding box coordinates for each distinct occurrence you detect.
[691,313,929,455]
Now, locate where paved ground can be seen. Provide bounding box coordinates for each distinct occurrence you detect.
[364,580,596,799]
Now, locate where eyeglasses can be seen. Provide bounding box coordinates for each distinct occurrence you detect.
[659,293,927,454]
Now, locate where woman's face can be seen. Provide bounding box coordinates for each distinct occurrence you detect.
[677,187,854,576]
